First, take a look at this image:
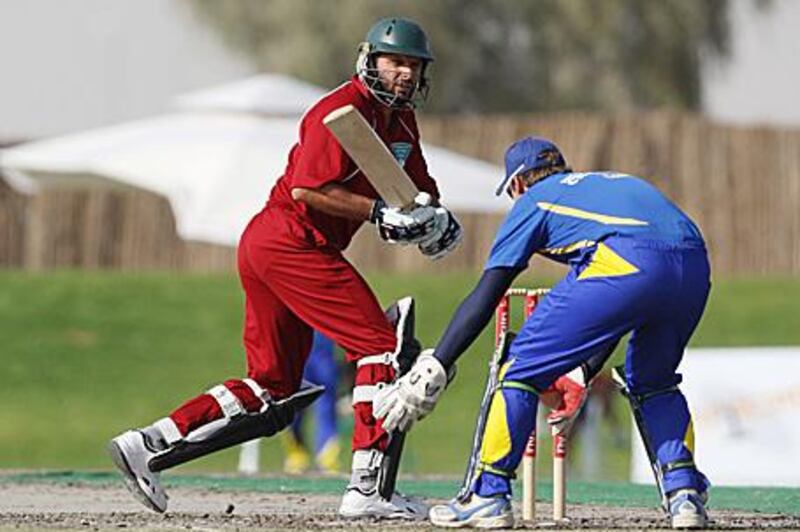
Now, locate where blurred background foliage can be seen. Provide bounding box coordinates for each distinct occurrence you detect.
[183,0,759,113]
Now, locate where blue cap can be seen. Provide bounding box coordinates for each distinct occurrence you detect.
[495,137,566,196]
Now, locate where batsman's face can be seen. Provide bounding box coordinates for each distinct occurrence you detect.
[375,54,423,100]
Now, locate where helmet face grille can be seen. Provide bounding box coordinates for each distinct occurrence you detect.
[357,62,428,110]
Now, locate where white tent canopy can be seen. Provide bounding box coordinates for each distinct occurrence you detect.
[1,75,506,246]
[174,74,330,117]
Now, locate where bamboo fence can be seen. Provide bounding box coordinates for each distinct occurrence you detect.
[1,111,798,275]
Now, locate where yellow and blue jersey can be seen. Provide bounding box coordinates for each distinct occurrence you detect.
[468,170,712,500]
[486,171,704,270]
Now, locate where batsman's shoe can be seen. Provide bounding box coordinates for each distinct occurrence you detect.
[108,430,168,513]
[339,487,428,520]
[429,494,513,529]
[669,489,709,529]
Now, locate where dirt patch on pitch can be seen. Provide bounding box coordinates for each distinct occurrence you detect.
[0,482,798,530]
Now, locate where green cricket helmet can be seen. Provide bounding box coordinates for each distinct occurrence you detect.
[356,17,434,109]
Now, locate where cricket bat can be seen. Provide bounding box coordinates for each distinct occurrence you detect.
[323,104,419,209]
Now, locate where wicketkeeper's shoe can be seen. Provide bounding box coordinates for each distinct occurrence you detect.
[429,493,513,529]
[669,489,709,529]
[107,430,168,513]
[339,487,428,520]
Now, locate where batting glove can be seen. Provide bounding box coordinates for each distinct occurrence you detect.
[370,192,439,245]
[418,207,463,260]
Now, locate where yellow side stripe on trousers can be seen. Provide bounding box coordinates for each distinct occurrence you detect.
[537,202,649,226]
[480,391,513,465]
[684,419,695,454]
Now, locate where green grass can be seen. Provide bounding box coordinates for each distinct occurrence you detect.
[1,271,799,478]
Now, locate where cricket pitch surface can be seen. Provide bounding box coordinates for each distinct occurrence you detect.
[1,473,799,531]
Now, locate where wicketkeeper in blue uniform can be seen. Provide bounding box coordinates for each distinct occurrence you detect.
[374,137,712,529]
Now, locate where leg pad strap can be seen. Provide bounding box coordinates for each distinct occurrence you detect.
[148,382,324,472]
[662,458,696,474]
[477,462,517,480]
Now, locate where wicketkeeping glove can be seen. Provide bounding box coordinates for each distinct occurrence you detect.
[370,192,439,245]
[373,350,448,433]
[540,366,590,436]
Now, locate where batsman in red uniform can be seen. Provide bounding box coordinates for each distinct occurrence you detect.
[108,17,461,520]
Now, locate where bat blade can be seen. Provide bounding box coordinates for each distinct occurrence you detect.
[323,105,419,209]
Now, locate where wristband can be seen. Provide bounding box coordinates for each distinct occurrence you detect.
[370,199,387,224]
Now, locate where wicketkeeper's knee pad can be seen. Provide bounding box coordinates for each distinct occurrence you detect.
[148,378,323,472]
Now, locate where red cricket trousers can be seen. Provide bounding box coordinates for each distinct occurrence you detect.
[169,207,398,452]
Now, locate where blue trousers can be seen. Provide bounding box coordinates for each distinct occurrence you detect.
[475,236,711,497]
